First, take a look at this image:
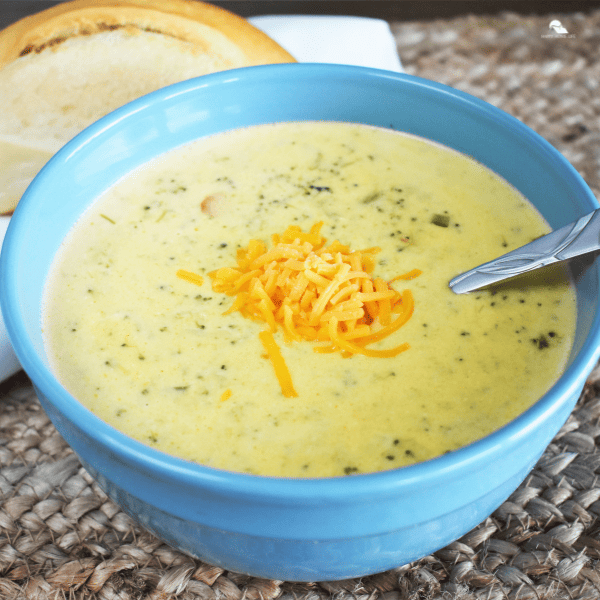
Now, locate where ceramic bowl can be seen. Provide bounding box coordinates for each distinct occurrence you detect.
[2,64,600,582]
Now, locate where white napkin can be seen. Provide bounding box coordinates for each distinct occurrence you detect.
[249,15,403,72]
[0,216,20,381]
[0,15,402,383]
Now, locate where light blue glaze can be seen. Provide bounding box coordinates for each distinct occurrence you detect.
[2,64,600,581]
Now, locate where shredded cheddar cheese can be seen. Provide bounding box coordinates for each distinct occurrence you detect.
[259,330,298,398]
[201,223,418,396]
[176,269,204,287]
[389,268,422,282]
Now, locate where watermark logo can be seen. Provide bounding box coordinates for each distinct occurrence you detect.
[542,19,575,38]
[550,19,568,34]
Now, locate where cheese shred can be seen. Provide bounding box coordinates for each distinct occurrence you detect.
[176,269,204,287]
[200,222,419,397]
[259,331,298,398]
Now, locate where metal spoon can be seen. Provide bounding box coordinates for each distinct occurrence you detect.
[449,208,600,294]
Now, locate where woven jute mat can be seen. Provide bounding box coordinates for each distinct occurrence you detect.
[1,7,600,600]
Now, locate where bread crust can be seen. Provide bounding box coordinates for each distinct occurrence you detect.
[0,0,295,69]
[0,0,295,215]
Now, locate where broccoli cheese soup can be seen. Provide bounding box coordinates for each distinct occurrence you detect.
[42,122,576,478]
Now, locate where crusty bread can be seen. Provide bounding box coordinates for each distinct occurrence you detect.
[0,0,295,214]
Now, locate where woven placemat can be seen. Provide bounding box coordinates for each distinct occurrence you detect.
[1,7,600,599]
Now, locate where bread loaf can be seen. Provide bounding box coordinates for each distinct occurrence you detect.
[0,0,295,214]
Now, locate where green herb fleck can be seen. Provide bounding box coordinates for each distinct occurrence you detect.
[361,192,382,204]
[431,214,450,227]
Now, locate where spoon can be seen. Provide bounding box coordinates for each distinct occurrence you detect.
[449,208,600,294]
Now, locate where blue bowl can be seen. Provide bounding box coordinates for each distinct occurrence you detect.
[2,64,600,581]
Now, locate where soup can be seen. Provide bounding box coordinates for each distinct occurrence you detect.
[43,122,576,477]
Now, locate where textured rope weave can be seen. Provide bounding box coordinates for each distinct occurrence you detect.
[1,7,600,599]
[4,370,600,599]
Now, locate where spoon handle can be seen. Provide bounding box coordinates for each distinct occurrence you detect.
[449,208,600,294]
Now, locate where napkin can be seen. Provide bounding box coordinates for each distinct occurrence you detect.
[0,216,20,381]
[0,15,403,382]
[249,15,403,72]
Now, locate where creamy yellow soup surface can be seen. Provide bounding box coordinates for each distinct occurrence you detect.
[43,122,576,478]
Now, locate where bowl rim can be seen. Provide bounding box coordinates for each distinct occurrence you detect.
[2,62,600,499]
